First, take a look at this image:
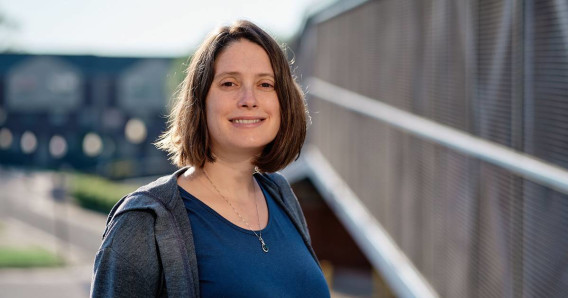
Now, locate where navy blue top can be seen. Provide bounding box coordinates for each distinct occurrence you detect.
[179,182,330,298]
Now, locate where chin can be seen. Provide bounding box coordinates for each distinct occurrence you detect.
[232,139,274,153]
[238,142,271,153]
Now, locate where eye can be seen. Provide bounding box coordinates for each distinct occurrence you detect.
[221,81,236,87]
[259,82,274,89]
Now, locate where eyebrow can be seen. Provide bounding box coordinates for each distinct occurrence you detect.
[214,71,274,79]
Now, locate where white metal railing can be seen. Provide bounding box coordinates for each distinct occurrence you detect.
[308,77,568,195]
[284,77,568,297]
[284,146,440,298]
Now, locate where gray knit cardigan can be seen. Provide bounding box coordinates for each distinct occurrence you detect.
[90,167,318,297]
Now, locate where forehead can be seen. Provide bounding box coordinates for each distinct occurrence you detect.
[214,39,274,74]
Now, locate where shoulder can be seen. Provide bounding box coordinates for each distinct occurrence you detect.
[102,209,156,249]
[99,209,159,277]
[257,172,295,199]
[93,210,161,296]
[265,172,292,188]
[104,167,189,225]
[131,167,189,206]
[265,171,288,184]
[99,169,186,259]
[258,172,304,217]
[93,168,192,297]
[257,172,296,204]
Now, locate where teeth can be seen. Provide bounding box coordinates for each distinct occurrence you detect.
[233,119,261,124]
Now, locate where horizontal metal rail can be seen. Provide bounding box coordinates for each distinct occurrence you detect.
[308,77,568,195]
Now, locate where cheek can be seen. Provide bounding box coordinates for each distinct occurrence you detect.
[205,95,223,125]
[274,107,281,125]
[274,101,281,124]
[272,102,282,134]
[270,95,281,117]
[204,100,222,141]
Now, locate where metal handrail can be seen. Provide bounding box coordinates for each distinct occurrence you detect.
[283,146,441,298]
[308,77,568,194]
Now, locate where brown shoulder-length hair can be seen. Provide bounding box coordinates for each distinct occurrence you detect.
[155,20,309,173]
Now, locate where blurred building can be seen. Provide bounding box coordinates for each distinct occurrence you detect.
[0,54,178,178]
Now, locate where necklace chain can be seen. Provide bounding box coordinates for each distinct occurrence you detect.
[202,169,269,253]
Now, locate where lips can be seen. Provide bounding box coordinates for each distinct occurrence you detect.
[228,117,266,129]
[229,117,266,124]
[232,119,261,124]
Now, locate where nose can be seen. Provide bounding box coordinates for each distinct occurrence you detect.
[238,86,258,108]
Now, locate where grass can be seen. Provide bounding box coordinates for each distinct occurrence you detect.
[0,246,64,268]
[69,173,139,214]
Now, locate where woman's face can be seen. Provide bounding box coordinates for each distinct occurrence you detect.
[205,39,281,158]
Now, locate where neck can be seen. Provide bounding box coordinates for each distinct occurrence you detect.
[200,157,257,203]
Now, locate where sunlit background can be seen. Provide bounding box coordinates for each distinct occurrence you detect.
[2,0,568,297]
[1,0,330,56]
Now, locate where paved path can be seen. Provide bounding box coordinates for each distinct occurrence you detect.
[0,168,107,298]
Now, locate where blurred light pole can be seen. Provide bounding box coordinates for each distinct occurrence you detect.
[50,172,69,262]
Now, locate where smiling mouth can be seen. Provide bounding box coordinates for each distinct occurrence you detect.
[230,118,264,124]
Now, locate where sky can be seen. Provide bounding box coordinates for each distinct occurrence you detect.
[0,0,334,57]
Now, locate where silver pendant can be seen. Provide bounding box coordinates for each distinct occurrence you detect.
[259,236,269,253]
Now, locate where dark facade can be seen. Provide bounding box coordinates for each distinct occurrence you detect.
[0,54,179,178]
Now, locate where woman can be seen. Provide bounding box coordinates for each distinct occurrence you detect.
[91,20,330,297]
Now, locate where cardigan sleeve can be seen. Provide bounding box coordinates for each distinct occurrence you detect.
[91,211,162,298]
